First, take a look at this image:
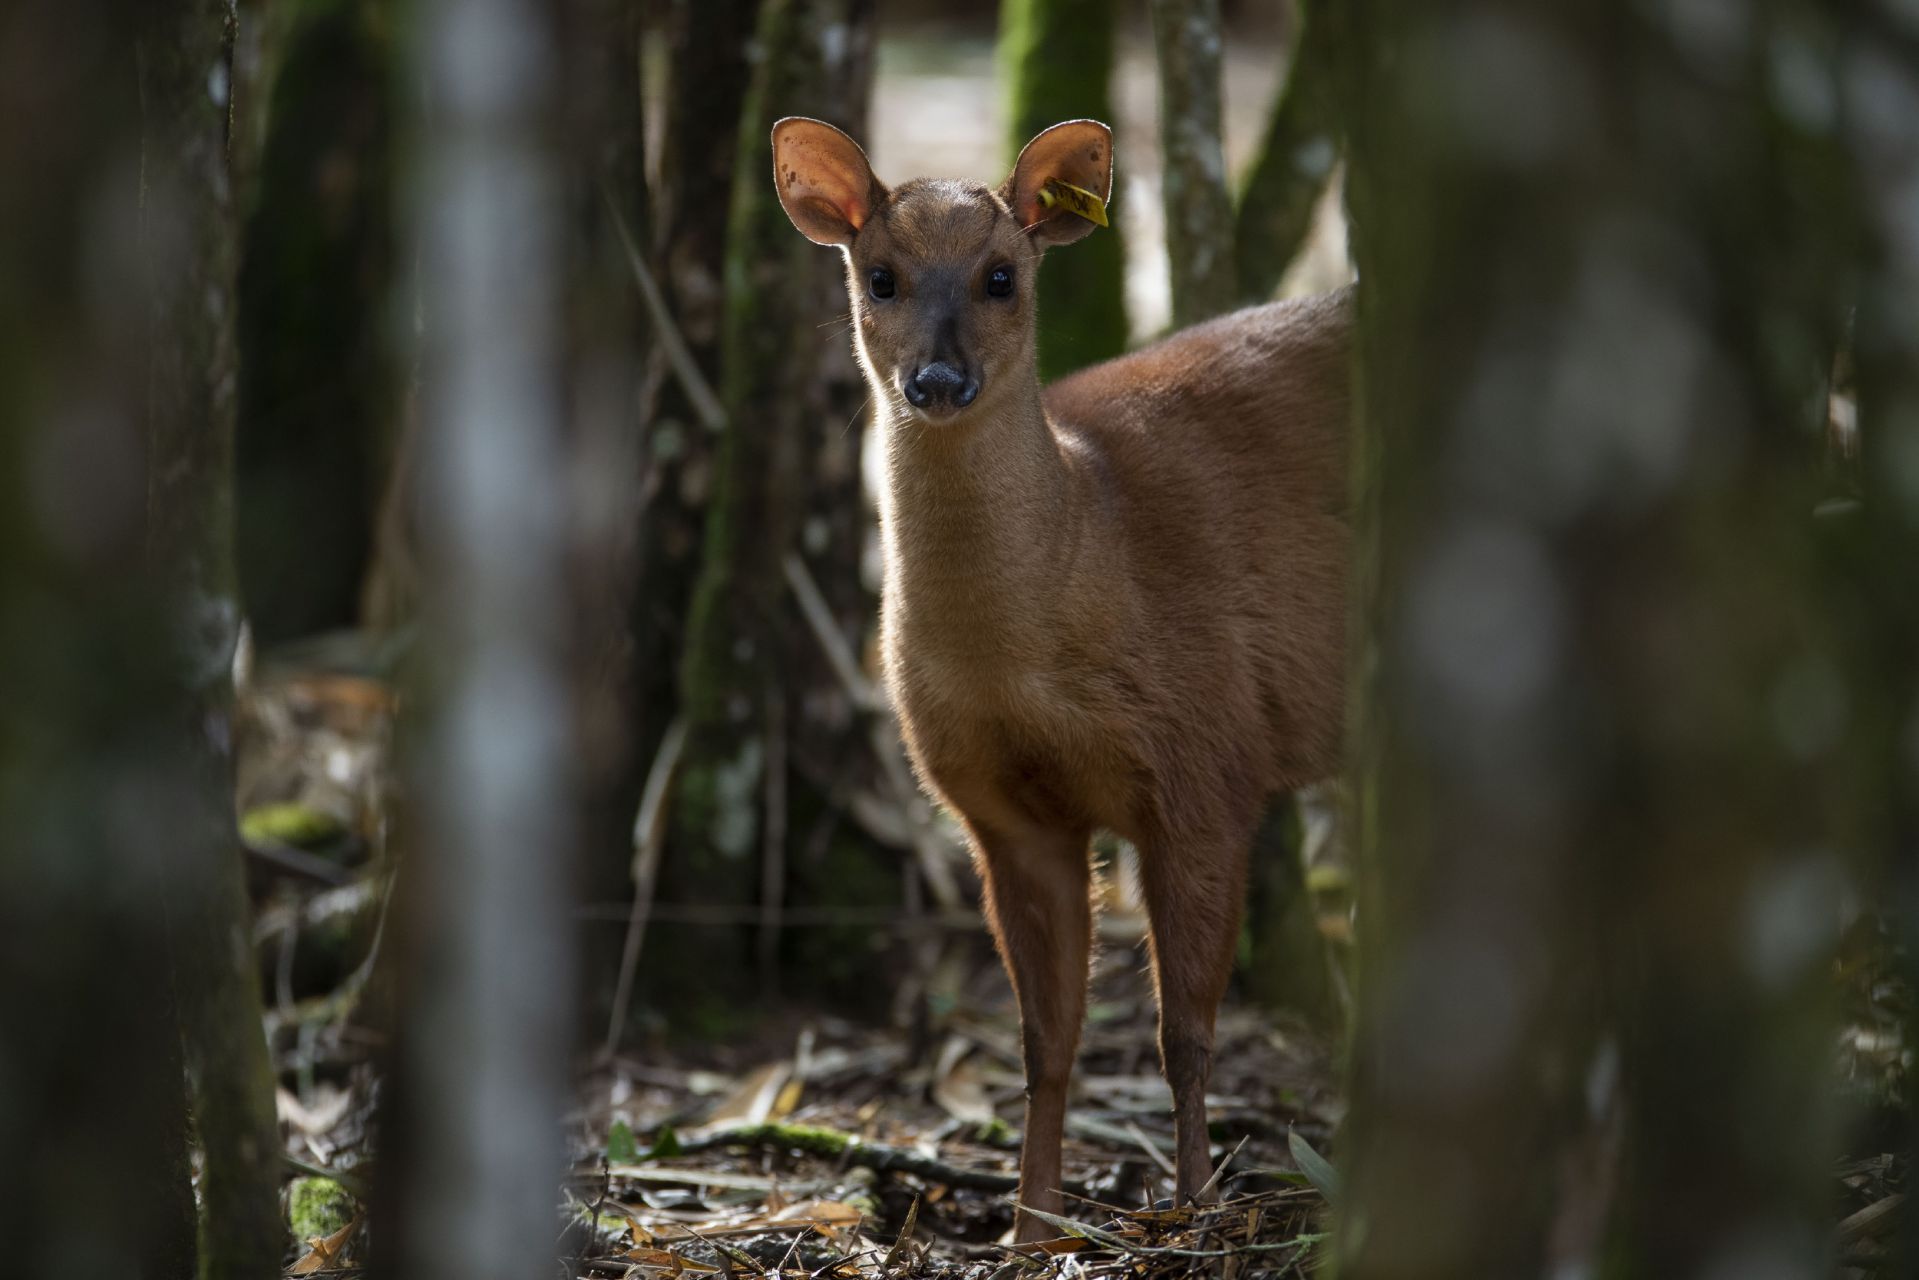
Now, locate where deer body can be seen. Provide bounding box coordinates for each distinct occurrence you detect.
[772,117,1349,1241]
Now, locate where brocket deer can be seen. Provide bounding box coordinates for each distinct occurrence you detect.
[772,116,1350,1241]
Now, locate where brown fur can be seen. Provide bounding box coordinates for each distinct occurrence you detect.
[772,117,1351,1240]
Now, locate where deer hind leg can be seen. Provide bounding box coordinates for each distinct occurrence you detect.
[1139,819,1252,1205]
[971,820,1093,1243]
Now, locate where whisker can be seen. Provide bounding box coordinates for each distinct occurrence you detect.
[839,391,874,440]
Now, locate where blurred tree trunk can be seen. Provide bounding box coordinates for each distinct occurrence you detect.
[235,0,395,645]
[999,0,1127,380]
[662,0,894,1020]
[1233,0,1338,303]
[1148,0,1234,328]
[1821,9,1919,1268]
[0,2,199,1272]
[552,0,651,1018]
[1336,3,1855,1277]
[372,0,576,1273]
[142,0,287,1274]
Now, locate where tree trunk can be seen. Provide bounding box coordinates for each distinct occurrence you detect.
[0,5,201,1269]
[1148,0,1234,328]
[371,0,576,1273]
[628,0,766,790]
[662,0,892,1021]
[1241,794,1337,1024]
[998,0,1128,380]
[1233,0,1339,304]
[141,0,287,1273]
[1335,3,1859,1276]
[235,0,395,645]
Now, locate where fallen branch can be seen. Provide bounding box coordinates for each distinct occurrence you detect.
[668,1122,1024,1194]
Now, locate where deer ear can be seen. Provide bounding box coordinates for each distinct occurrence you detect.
[773,117,886,247]
[999,119,1114,249]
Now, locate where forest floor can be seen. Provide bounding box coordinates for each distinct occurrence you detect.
[243,643,1908,1278]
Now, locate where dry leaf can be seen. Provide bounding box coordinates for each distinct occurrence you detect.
[697,1062,791,1132]
[288,1215,359,1275]
[930,1036,995,1126]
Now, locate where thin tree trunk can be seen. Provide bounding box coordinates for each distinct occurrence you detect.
[1148,0,1234,327]
[372,0,576,1272]
[998,0,1127,380]
[0,5,201,1268]
[1233,0,1339,303]
[665,0,889,1018]
[1336,3,1852,1276]
[142,0,286,1273]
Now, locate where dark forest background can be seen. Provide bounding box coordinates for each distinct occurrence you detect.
[1,0,1914,1277]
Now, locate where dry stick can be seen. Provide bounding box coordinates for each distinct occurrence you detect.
[604,184,726,433]
[759,682,787,997]
[603,714,690,1058]
[1124,1119,1179,1180]
[782,551,964,912]
[1196,1135,1251,1202]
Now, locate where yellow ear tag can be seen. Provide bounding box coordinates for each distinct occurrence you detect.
[1038,179,1109,227]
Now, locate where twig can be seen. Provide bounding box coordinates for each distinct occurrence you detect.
[244,838,354,885]
[603,183,726,433]
[1124,1119,1179,1180]
[604,715,690,1058]
[759,682,786,997]
[1197,1135,1250,1202]
[782,552,879,712]
[782,550,963,912]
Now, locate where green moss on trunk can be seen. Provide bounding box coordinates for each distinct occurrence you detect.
[998,0,1127,378]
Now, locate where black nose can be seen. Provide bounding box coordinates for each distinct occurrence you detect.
[904,362,979,410]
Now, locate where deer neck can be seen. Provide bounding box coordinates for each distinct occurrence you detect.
[875,369,1078,660]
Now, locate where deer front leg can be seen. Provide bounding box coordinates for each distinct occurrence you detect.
[971,821,1093,1243]
[1139,822,1251,1205]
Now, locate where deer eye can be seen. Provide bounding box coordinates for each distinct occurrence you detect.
[986,265,1015,298]
[868,268,895,300]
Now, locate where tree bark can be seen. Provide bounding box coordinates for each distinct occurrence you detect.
[1233,0,1339,304]
[1242,794,1337,1024]
[998,0,1128,380]
[371,0,577,1273]
[628,0,766,795]
[1148,0,1235,328]
[1335,3,1859,1276]
[0,5,201,1270]
[663,0,892,1019]
[142,0,287,1273]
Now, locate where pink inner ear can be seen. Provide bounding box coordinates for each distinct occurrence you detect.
[777,127,876,238]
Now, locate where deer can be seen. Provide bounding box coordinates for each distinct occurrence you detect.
[771,116,1350,1242]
